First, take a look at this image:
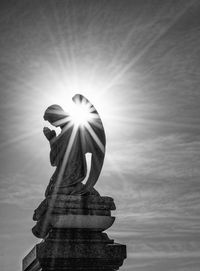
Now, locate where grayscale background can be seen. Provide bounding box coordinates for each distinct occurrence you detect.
[0,1,200,270]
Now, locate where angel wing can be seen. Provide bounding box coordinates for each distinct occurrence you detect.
[72,94,106,193]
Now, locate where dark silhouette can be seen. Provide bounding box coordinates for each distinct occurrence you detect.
[43,94,106,196]
[32,94,106,238]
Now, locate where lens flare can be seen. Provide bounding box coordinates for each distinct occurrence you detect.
[69,101,94,127]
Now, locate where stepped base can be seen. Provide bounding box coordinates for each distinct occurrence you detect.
[23,229,126,271]
[32,195,116,239]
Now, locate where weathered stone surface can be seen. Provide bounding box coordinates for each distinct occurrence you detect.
[47,195,116,210]
[50,207,111,216]
[47,229,114,243]
[23,229,126,271]
[48,195,115,204]
[50,214,115,230]
[33,196,115,221]
[32,214,115,238]
[32,196,116,238]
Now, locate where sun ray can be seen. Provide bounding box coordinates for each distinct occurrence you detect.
[38,123,79,236]
[101,2,195,94]
[84,122,105,153]
[0,128,41,150]
[54,124,79,190]
[51,117,72,129]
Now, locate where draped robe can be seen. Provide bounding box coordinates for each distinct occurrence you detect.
[45,104,106,196]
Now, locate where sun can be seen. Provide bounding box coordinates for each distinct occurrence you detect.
[68,96,95,127]
[69,103,93,126]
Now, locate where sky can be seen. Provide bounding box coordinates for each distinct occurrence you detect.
[0,0,200,270]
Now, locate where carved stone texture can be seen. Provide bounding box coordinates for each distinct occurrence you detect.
[25,196,127,270]
[23,229,126,271]
[32,196,115,239]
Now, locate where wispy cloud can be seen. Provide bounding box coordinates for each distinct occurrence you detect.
[106,134,200,180]
[0,173,44,207]
[100,133,200,271]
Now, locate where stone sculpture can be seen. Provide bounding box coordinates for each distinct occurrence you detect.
[32,94,107,237]
[24,94,126,271]
[43,94,106,197]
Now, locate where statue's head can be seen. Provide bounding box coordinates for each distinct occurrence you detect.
[44,104,69,127]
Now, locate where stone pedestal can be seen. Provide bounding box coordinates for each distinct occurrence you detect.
[23,196,126,271]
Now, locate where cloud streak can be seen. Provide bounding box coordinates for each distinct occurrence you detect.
[106,134,200,180]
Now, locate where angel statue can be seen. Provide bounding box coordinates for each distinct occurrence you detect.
[43,94,106,196]
[32,94,106,237]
